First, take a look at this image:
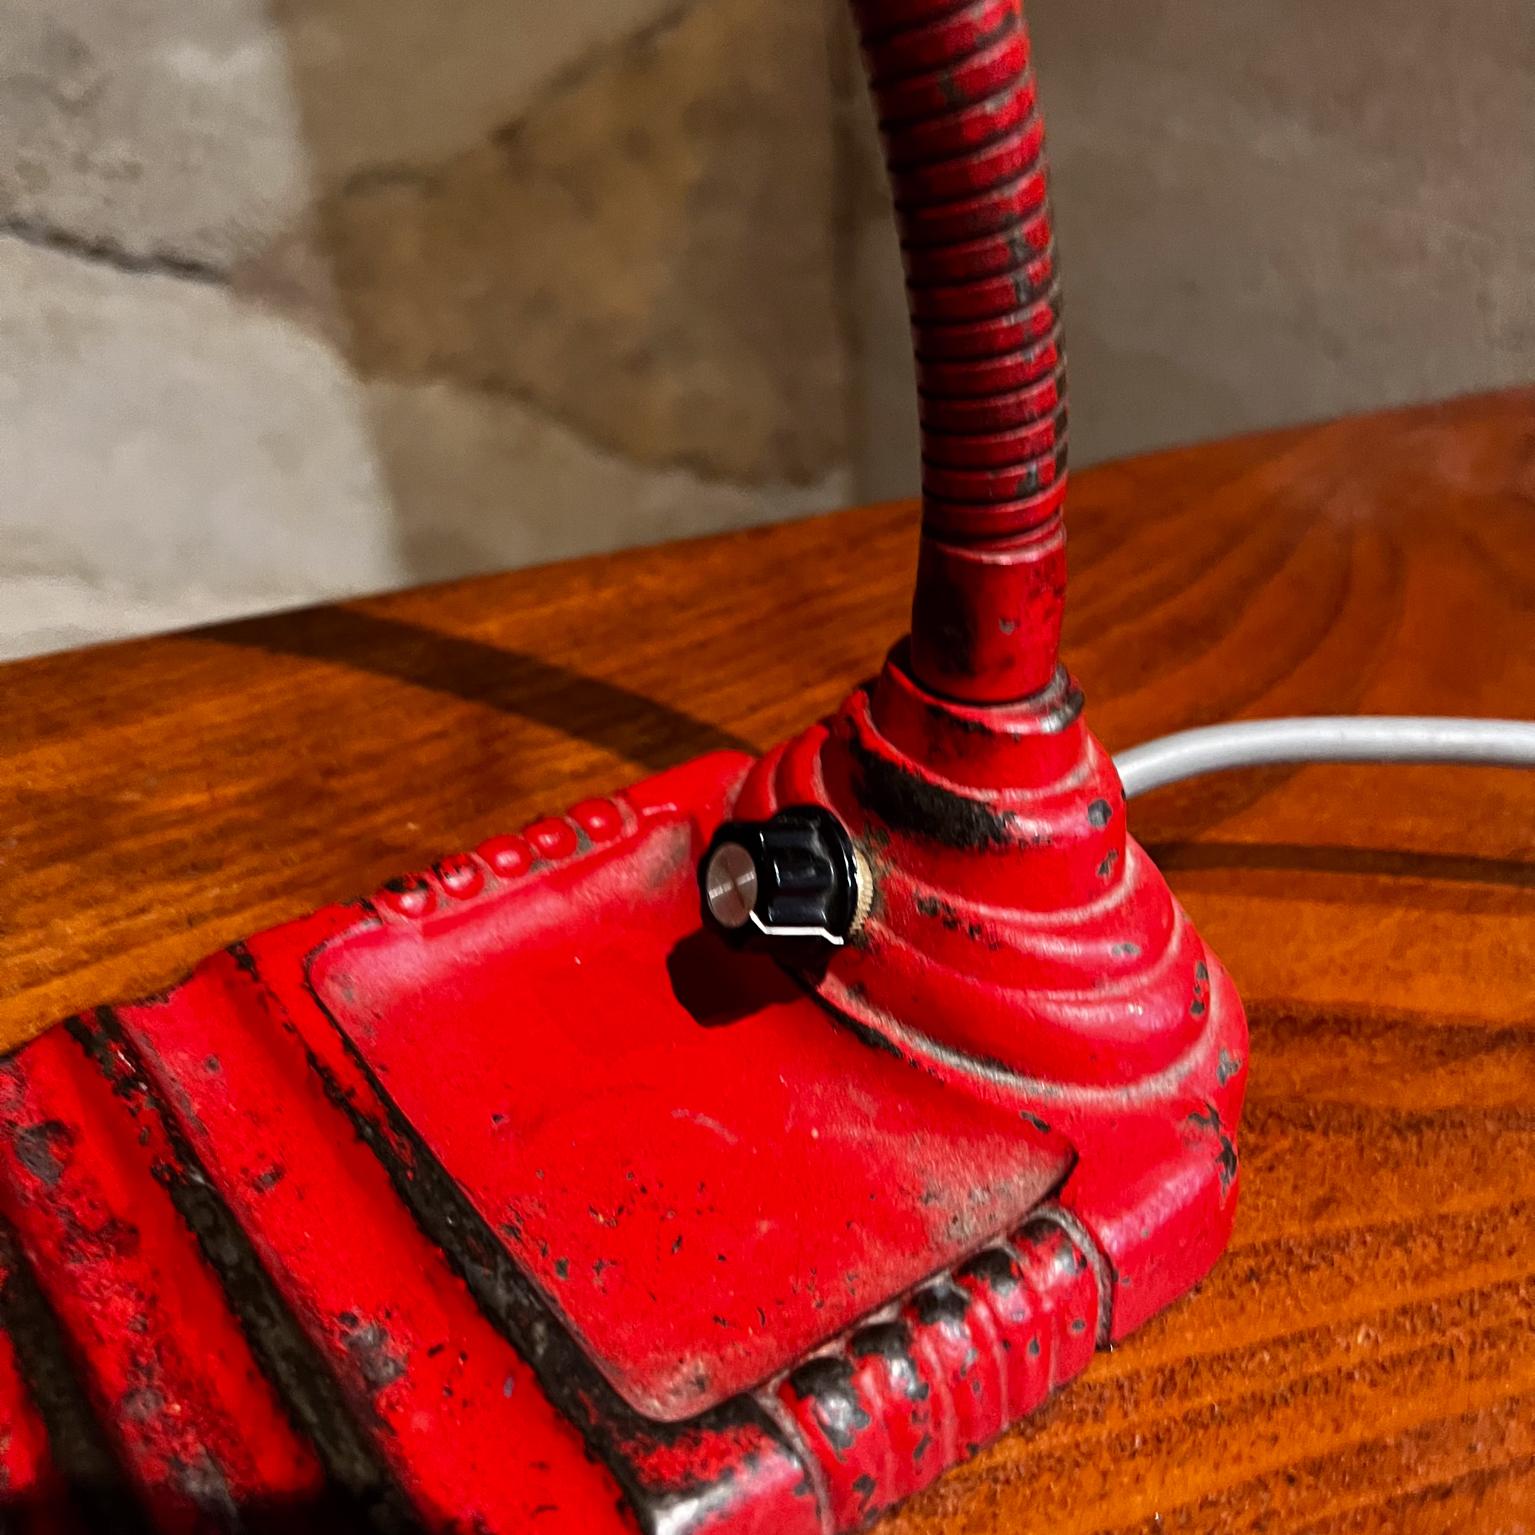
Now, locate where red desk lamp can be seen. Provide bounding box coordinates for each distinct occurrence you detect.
[0,3,1249,1529]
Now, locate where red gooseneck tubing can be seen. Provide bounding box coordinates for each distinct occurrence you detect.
[850,0,1067,704]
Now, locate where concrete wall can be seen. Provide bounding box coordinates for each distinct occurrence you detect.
[4,0,1532,657]
[1,0,854,656]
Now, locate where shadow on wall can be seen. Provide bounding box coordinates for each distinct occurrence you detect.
[249,0,859,585]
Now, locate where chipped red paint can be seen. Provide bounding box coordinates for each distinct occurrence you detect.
[0,2,1248,1530]
[0,1024,325,1532]
[0,739,1243,1531]
[0,1244,68,1529]
[113,949,636,1534]
[779,1218,1100,1527]
[0,1344,53,1514]
[311,800,1073,1424]
[733,643,1248,1340]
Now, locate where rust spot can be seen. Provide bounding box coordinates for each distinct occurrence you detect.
[340,1316,408,1393]
[786,1356,870,1452]
[959,1247,1021,1297]
[914,895,990,947]
[1188,1102,1239,1193]
[837,1012,907,1063]
[851,1321,929,1402]
[119,1384,165,1422]
[849,740,1019,852]
[173,1450,237,1523]
[912,1281,970,1329]
[1188,1103,1220,1133]
[1216,1137,1239,1192]
[1087,799,1112,828]
[13,1122,72,1186]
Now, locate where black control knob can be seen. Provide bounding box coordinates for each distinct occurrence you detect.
[700,805,864,945]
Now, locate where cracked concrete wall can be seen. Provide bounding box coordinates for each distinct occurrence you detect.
[5,0,1534,659]
[1,0,853,657]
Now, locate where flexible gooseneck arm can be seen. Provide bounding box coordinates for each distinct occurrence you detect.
[850,0,1067,704]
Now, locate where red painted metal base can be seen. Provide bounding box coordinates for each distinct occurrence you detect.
[0,654,1245,1533]
[0,0,1252,1521]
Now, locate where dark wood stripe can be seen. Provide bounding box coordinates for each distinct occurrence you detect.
[1087,1389,1535,1535]
[1147,839,1535,891]
[1243,1094,1535,1141]
[1246,997,1535,1046]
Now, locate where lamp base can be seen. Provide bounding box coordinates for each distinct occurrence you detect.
[0,723,1244,1532]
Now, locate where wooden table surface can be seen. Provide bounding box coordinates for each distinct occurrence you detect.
[3,388,1533,1531]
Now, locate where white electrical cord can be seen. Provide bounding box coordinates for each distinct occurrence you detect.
[1114,717,1535,800]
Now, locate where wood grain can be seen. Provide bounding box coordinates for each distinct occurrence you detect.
[2,388,1533,1531]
